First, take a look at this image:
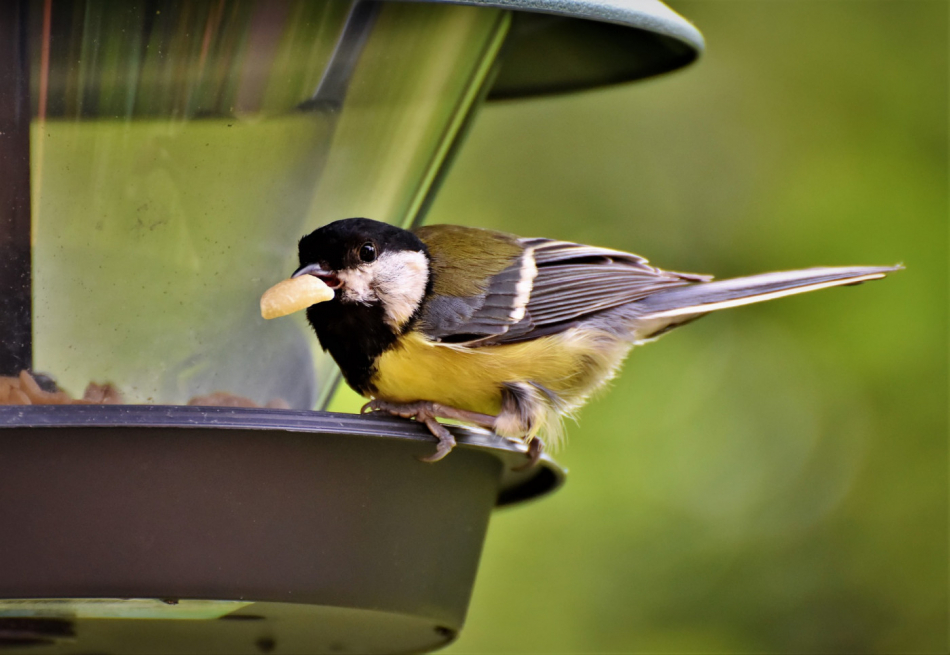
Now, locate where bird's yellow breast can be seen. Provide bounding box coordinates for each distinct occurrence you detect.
[370,330,630,417]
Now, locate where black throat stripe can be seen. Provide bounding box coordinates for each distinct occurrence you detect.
[307,300,400,395]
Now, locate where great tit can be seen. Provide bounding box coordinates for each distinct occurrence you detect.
[286,217,899,463]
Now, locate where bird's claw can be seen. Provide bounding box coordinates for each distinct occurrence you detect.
[418,417,457,462]
[512,436,544,471]
[360,399,457,462]
[360,399,380,415]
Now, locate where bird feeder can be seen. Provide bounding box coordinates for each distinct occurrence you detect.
[0,1,702,653]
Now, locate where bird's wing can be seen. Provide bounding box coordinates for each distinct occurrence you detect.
[414,224,535,341]
[489,239,709,344]
[414,226,708,345]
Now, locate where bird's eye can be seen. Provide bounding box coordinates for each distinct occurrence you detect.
[359,242,377,263]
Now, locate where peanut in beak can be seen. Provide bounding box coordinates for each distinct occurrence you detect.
[261,275,335,319]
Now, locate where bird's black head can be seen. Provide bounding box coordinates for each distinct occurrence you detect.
[295,218,430,328]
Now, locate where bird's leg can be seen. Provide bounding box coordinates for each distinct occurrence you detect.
[422,404,499,431]
[361,399,497,462]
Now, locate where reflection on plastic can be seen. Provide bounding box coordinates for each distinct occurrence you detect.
[18,0,509,408]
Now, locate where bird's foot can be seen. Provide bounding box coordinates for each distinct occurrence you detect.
[360,399,545,467]
[512,436,545,471]
[361,399,463,462]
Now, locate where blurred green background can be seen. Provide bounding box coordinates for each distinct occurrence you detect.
[427,2,947,652]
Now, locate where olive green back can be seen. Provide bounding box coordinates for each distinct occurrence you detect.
[414,224,523,297]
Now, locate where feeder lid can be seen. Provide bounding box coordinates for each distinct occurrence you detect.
[442,0,704,98]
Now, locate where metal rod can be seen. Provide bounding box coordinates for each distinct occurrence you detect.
[299,0,381,113]
[0,0,33,376]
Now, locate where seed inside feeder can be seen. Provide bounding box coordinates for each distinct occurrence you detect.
[0,370,289,408]
[261,276,335,320]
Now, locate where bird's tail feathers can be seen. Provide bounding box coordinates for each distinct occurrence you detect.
[631,264,901,339]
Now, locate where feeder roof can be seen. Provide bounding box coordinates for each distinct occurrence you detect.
[440,0,704,98]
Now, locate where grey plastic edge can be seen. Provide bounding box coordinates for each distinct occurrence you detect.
[425,0,704,59]
[0,405,565,508]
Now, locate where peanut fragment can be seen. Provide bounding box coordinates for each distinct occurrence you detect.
[261,275,334,319]
[81,382,124,404]
[0,371,73,405]
[17,370,71,404]
[187,392,258,408]
[9,388,31,404]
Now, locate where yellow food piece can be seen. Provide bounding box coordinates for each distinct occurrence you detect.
[261,275,334,319]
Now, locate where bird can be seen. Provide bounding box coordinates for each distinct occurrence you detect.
[288,217,900,464]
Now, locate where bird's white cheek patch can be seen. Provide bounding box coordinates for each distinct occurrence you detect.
[373,250,429,329]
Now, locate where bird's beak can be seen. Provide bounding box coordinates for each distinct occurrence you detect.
[292,263,343,289]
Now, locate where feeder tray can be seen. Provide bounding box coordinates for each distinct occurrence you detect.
[0,405,562,654]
